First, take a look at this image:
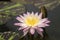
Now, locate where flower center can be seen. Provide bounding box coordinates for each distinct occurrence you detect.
[25,15,39,27]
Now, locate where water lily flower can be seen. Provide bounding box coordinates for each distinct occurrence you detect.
[14,12,50,37]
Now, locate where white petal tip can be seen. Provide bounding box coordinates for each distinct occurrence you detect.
[14,23,18,25]
[30,28,35,35]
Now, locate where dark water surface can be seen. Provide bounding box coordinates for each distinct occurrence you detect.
[47,5,60,40]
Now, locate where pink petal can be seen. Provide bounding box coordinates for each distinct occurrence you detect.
[23,31,28,37]
[31,12,34,15]
[38,23,49,27]
[35,27,43,32]
[38,28,43,31]
[35,12,39,18]
[14,23,27,27]
[23,27,29,36]
[45,20,51,23]
[36,28,43,37]
[37,31,43,37]
[18,26,29,30]
[39,13,42,19]
[19,15,24,20]
[35,12,38,16]
[18,27,26,30]
[27,12,30,15]
[30,28,35,35]
[14,23,21,26]
[23,27,29,32]
[41,18,48,23]
[45,24,50,26]
[38,23,46,27]
[21,30,28,37]
[23,14,27,17]
[16,17,23,22]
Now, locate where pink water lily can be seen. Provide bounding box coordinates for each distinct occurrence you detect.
[14,12,50,37]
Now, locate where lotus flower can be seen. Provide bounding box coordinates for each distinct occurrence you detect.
[14,12,50,37]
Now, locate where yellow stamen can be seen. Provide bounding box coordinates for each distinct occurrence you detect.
[25,15,39,27]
